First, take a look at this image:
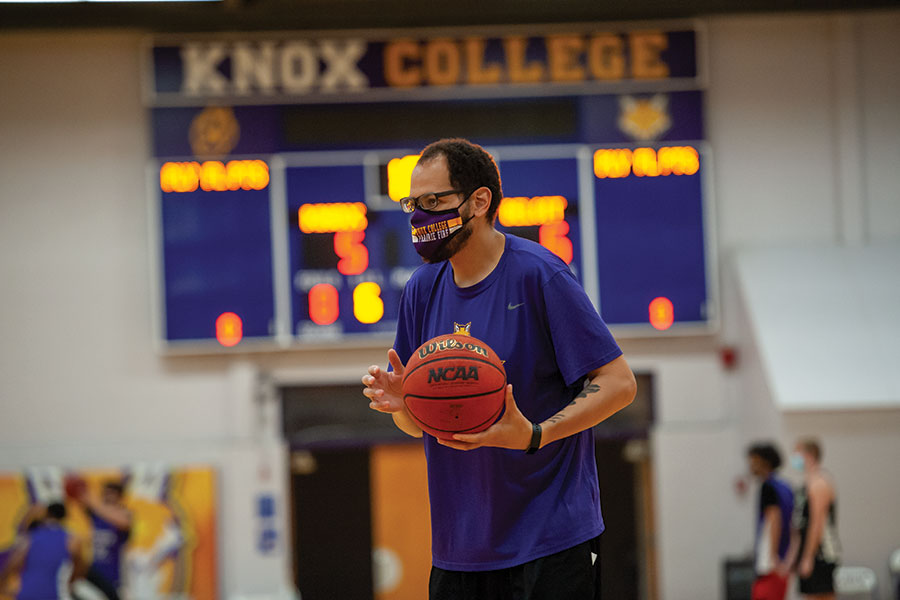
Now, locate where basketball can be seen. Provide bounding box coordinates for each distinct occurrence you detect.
[63,474,86,500]
[402,334,506,440]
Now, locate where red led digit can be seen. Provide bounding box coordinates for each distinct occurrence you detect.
[308,283,339,325]
[648,297,674,330]
[538,221,573,264]
[334,231,369,275]
[216,312,243,347]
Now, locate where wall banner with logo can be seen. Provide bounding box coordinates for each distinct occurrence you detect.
[0,464,217,600]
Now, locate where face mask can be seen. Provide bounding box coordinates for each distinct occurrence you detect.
[409,196,472,261]
[790,453,805,471]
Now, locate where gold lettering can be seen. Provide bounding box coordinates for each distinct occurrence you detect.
[587,34,625,80]
[464,37,502,85]
[424,39,460,86]
[630,31,669,79]
[384,39,421,88]
[547,35,585,82]
[503,36,544,83]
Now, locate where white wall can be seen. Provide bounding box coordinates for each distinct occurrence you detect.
[1,10,899,599]
[859,14,900,242]
[707,11,900,600]
[707,15,840,247]
[0,32,295,597]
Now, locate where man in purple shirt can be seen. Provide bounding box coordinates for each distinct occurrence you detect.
[72,481,131,600]
[0,503,85,600]
[363,138,636,599]
[747,442,794,600]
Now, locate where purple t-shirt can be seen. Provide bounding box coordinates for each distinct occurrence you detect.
[393,234,622,571]
[89,510,129,586]
[18,525,70,600]
[757,475,794,560]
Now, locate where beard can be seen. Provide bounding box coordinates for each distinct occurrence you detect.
[422,219,474,264]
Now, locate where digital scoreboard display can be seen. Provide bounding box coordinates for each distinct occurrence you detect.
[147,24,715,351]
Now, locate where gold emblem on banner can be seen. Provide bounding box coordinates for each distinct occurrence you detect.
[618,94,671,141]
[189,106,240,157]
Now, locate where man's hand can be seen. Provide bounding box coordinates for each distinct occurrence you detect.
[363,349,423,438]
[363,349,405,413]
[775,559,791,577]
[438,385,532,451]
[798,555,814,578]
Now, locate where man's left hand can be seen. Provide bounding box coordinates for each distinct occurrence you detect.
[798,556,813,578]
[437,385,533,451]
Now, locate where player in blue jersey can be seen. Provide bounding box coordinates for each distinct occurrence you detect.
[71,481,131,600]
[0,503,85,600]
[747,442,794,600]
[363,138,636,599]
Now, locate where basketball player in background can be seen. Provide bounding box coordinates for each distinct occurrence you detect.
[363,138,636,599]
[0,503,85,600]
[746,442,794,600]
[72,481,132,600]
[784,438,840,600]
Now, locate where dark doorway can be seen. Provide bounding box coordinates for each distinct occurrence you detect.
[596,439,640,597]
[593,372,656,600]
[291,447,374,600]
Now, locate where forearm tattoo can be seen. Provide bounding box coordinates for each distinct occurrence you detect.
[576,383,601,399]
[546,383,602,424]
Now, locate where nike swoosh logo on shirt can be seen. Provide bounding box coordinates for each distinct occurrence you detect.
[507,302,525,310]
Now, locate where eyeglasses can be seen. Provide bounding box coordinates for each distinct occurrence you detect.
[399,189,468,214]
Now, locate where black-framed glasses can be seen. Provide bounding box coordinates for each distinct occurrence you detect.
[399,189,468,214]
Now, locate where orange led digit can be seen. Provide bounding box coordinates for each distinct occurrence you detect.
[498,196,568,227]
[387,155,420,201]
[657,146,699,176]
[353,282,385,324]
[215,312,243,347]
[648,296,674,330]
[298,202,368,233]
[160,161,201,193]
[334,231,369,275]
[632,147,660,177]
[593,148,633,179]
[199,160,228,191]
[593,146,698,179]
[539,221,573,264]
[308,283,339,325]
[160,160,269,192]
[234,159,270,190]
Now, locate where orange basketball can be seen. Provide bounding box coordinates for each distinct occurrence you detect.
[402,334,506,440]
[64,474,86,500]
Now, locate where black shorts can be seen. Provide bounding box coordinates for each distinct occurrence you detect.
[798,559,836,594]
[429,536,601,600]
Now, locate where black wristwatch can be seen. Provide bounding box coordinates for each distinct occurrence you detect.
[525,422,542,454]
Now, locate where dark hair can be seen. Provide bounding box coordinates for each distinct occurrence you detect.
[747,442,782,470]
[419,138,503,222]
[798,438,822,462]
[46,502,66,520]
[103,481,125,497]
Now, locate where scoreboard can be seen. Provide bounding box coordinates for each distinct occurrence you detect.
[147,24,715,352]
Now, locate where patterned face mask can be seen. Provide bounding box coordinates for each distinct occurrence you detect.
[409,194,473,261]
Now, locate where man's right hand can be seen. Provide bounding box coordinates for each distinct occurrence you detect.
[363,349,406,413]
[363,349,423,438]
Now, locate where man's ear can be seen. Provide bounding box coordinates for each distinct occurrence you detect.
[471,186,492,217]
